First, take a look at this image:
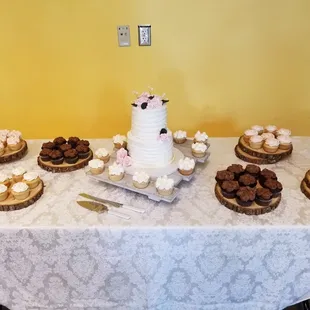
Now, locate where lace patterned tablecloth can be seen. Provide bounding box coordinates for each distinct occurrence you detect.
[0,138,310,310]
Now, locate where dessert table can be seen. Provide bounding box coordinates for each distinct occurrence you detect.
[1,137,310,310]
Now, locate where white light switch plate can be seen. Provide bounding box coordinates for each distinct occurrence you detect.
[138,25,151,46]
[117,25,130,47]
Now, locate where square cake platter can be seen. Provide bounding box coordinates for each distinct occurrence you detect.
[87,140,210,203]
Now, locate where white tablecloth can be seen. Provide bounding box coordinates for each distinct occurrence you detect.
[0,137,310,310]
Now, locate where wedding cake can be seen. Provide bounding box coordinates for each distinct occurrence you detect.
[127,90,173,168]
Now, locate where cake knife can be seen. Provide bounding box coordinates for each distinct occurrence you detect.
[79,193,145,213]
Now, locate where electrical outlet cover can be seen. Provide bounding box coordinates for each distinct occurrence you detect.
[117,25,130,47]
[138,25,151,46]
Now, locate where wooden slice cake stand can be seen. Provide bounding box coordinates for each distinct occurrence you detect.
[215,183,281,215]
[37,151,93,173]
[301,170,310,199]
[0,140,28,164]
[0,181,44,211]
[235,136,292,164]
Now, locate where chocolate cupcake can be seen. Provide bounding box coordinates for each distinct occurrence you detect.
[256,188,273,206]
[215,170,234,185]
[77,140,90,147]
[239,174,257,188]
[59,144,72,153]
[221,180,240,199]
[76,144,90,159]
[39,148,52,162]
[53,137,67,147]
[245,164,261,179]
[236,186,256,207]
[259,168,277,186]
[50,150,64,165]
[41,141,55,150]
[263,179,283,197]
[68,136,80,148]
[64,149,79,164]
[227,164,244,180]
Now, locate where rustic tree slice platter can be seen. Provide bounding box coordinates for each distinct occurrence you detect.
[37,150,93,173]
[300,179,310,199]
[238,136,292,161]
[214,183,281,215]
[0,140,28,164]
[0,180,44,211]
[235,145,272,165]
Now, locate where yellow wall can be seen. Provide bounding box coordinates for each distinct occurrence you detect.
[1,0,310,138]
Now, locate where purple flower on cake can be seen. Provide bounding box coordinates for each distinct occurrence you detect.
[116,148,132,167]
[158,133,170,142]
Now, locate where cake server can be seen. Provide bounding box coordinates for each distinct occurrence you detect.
[77,201,131,220]
[79,193,145,213]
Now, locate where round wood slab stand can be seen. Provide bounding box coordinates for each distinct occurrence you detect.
[234,145,272,165]
[238,136,293,161]
[37,151,93,173]
[0,181,44,211]
[214,183,281,215]
[0,140,28,164]
[300,180,310,200]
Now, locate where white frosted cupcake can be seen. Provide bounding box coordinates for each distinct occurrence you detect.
[12,182,30,200]
[23,172,40,189]
[194,131,208,144]
[0,141,4,156]
[173,130,187,144]
[95,148,110,163]
[108,162,125,181]
[0,129,9,137]
[155,175,174,196]
[251,125,264,135]
[277,135,292,150]
[88,159,104,175]
[178,157,195,175]
[0,184,8,202]
[132,171,150,189]
[8,130,22,139]
[263,138,279,153]
[7,136,21,151]
[261,132,275,140]
[113,134,127,149]
[12,167,26,182]
[0,173,11,187]
[276,128,291,137]
[249,135,264,149]
[265,125,277,134]
[243,129,258,144]
[192,142,207,158]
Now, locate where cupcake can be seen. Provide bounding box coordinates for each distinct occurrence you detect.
[76,144,90,159]
[23,172,40,189]
[0,173,11,187]
[11,182,30,200]
[255,188,273,207]
[243,129,258,144]
[259,168,277,186]
[12,167,26,182]
[238,174,257,188]
[59,144,72,153]
[53,137,67,147]
[191,142,207,158]
[132,171,150,189]
[77,139,90,147]
[249,135,264,149]
[50,150,64,165]
[227,164,244,180]
[68,136,80,148]
[263,179,282,197]
[88,159,104,175]
[155,175,174,196]
[264,125,277,134]
[64,149,79,164]
[261,132,275,140]
[0,129,9,136]
[41,141,55,150]
[0,142,5,156]
[236,186,256,207]
[0,184,8,202]
[215,170,235,185]
[108,162,125,181]
[245,164,261,179]
[113,134,127,149]
[173,130,187,144]
[251,125,264,135]
[221,180,240,199]
[39,148,52,162]
[276,128,291,137]
[95,148,110,163]
[194,131,208,144]
[8,130,22,138]
[277,135,292,150]
[7,136,21,151]
[178,157,195,175]
[263,138,279,153]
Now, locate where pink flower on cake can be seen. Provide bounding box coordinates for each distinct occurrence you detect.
[134,96,147,107]
[158,133,170,142]
[116,148,127,164]
[148,95,163,109]
[123,156,132,167]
